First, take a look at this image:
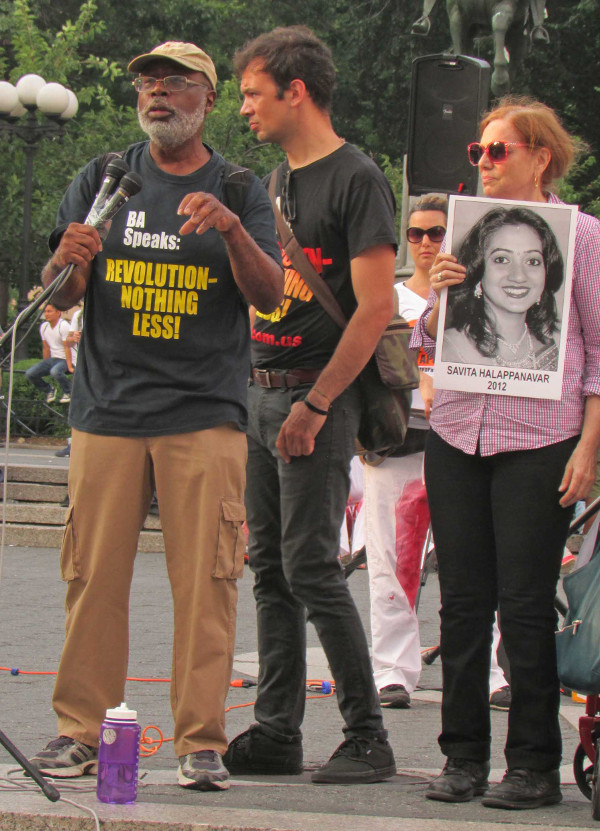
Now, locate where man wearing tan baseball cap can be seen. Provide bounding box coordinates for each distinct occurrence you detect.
[128,41,218,90]
[29,39,283,793]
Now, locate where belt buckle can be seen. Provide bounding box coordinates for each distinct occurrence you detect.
[255,369,272,389]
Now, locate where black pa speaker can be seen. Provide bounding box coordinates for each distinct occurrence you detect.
[407,54,490,196]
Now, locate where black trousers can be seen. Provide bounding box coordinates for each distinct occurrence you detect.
[424,430,577,771]
[245,381,384,742]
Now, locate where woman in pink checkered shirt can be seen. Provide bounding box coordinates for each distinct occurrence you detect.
[413,97,600,811]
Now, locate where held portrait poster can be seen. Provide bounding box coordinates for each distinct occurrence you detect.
[433,195,578,400]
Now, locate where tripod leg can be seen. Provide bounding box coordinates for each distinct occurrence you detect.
[0,728,60,802]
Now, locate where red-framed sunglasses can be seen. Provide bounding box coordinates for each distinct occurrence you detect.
[467,141,529,166]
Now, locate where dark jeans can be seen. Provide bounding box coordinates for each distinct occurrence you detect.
[424,430,577,771]
[25,357,71,395]
[245,380,384,742]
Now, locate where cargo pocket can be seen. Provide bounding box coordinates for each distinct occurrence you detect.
[60,505,80,581]
[214,499,246,579]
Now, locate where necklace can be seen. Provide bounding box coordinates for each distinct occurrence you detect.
[496,329,538,369]
[496,327,528,356]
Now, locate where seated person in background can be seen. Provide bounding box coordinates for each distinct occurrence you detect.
[25,304,72,404]
[56,304,83,459]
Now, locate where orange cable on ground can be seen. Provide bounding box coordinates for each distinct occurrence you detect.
[140,725,171,757]
[138,690,334,755]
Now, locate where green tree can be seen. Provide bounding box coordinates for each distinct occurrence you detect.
[0,0,143,329]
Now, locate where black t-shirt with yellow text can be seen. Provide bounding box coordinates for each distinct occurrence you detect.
[53,142,281,436]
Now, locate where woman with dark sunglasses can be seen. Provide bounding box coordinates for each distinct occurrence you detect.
[412,97,600,810]
[442,206,563,370]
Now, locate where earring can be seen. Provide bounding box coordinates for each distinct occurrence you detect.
[474,282,483,298]
[534,173,539,189]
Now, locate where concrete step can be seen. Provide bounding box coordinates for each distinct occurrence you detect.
[6,464,68,485]
[3,503,68,525]
[2,501,161,531]
[5,482,67,503]
[2,460,164,550]
[2,523,165,551]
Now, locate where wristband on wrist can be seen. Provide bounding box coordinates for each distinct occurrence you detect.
[304,398,329,416]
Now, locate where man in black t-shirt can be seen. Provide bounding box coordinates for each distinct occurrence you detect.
[225,26,398,784]
[29,41,283,792]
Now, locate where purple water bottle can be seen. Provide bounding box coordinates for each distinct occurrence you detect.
[96,702,141,804]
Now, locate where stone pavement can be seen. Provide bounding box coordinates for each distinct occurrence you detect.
[0,445,596,829]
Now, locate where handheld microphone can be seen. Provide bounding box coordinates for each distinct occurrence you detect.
[85,158,130,226]
[0,170,142,352]
[92,172,143,229]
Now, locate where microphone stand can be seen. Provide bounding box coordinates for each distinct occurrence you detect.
[0,730,60,801]
[0,269,72,802]
[0,171,142,801]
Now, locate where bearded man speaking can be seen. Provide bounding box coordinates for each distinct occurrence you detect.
[29,41,282,792]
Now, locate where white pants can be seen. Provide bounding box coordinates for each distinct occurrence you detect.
[345,453,508,695]
[364,454,424,693]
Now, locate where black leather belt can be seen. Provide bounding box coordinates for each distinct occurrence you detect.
[251,368,322,389]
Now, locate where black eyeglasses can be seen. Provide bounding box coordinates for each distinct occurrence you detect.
[467,141,529,166]
[406,225,446,244]
[132,75,210,93]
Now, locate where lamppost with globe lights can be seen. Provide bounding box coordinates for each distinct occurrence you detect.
[0,74,77,357]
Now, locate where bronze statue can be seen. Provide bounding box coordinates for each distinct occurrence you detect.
[411,0,549,95]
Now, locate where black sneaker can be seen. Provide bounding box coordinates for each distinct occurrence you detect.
[490,685,511,711]
[177,750,230,790]
[426,758,490,802]
[482,767,561,809]
[29,736,98,778]
[223,724,303,775]
[55,445,71,457]
[379,684,410,709]
[311,736,396,784]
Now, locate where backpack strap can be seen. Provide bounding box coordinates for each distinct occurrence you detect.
[267,167,348,330]
[221,160,253,217]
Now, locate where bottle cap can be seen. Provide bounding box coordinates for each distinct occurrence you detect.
[105,702,137,720]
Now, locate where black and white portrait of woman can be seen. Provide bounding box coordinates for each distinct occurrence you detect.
[442,206,563,370]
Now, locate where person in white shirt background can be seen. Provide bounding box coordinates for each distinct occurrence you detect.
[25,303,73,405]
[55,304,83,459]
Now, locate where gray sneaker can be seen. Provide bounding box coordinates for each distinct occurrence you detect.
[29,736,98,777]
[177,750,230,790]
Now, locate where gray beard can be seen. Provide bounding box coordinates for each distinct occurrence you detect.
[138,104,206,148]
